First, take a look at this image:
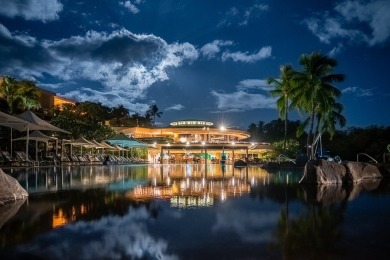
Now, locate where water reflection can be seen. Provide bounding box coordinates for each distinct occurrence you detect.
[1,165,389,259]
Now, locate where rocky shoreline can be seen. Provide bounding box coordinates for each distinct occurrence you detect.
[299,159,390,184]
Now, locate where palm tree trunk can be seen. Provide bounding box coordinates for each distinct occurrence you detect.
[283,97,288,152]
[307,108,315,159]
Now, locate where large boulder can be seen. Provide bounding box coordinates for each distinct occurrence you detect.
[343,161,382,183]
[0,168,28,206]
[300,159,347,184]
[300,159,383,185]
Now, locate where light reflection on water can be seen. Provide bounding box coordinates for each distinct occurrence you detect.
[0,164,389,259]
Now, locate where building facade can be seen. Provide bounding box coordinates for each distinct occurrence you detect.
[115,119,273,164]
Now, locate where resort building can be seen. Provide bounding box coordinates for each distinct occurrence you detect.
[115,119,273,164]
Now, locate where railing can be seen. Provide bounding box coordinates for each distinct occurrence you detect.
[276,154,296,164]
[356,153,378,163]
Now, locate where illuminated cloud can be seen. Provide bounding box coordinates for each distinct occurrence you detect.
[221,46,272,63]
[0,0,63,22]
[200,40,234,59]
[304,0,390,46]
[212,92,275,113]
[0,26,198,111]
[120,1,144,14]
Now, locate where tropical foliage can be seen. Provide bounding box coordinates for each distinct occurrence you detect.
[0,76,41,114]
[272,139,300,159]
[146,104,163,126]
[268,65,295,151]
[267,52,346,159]
[50,102,115,140]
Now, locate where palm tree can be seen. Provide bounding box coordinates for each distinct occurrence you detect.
[146,104,163,126]
[268,65,295,151]
[0,76,21,114]
[0,76,41,114]
[18,80,41,110]
[291,52,345,159]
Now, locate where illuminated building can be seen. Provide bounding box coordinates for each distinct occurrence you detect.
[116,119,273,164]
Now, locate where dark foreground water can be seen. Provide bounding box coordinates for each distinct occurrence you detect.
[0,164,390,259]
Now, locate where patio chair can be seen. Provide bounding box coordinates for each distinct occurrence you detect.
[15,151,38,167]
[1,151,21,166]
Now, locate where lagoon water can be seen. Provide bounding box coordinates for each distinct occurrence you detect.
[0,164,389,259]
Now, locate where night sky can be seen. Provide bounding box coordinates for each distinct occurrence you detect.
[0,0,389,129]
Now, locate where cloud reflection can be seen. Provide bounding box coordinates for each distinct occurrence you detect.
[212,208,279,243]
[15,207,177,260]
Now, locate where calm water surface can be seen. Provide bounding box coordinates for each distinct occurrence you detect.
[0,164,389,259]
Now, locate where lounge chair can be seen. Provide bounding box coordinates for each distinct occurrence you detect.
[15,151,38,166]
[1,151,21,166]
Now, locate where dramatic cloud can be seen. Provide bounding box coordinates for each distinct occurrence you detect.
[0,26,198,112]
[165,104,185,111]
[342,86,374,97]
[15,208,178,259]
[0,0,63,22]
[304,0,390,46]
[221,46,272,63]
[200,40,234,59]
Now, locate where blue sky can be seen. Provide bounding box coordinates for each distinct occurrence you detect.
[0,0,389,130]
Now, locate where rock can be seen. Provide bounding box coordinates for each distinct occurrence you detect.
[299,159,347,184]
[300,159,383,185]
[0,168,28,206]
[342,161,382,183]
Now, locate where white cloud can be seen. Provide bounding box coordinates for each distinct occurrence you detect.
[212,90,276,112]
[200,40,233,59]
[0,0,63,22]
[211,77,276,112]
[165,104,185,111]
[236,79,269,91]
[0,26,199,113]
[120,1,141,14]
[342,86,374,97]
[221,46,272,63]
[219,4,269,27]
[304,0,390,46]
[328,43,344,57]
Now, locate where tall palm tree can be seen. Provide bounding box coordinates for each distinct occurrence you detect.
[268,65,295,151]
[291,52,345,159]
[146,104,163,126]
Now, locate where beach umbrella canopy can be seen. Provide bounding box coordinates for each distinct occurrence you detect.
[13,131,57,161]
[64,136,95,148]
[0,111,30,131]
[15,111,70,133]
[14,111,70,157]
[105,133,148,148]
[64,136,96,155]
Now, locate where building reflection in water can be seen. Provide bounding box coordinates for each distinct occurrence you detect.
[4,164,285,228]
[126,164,269,207]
